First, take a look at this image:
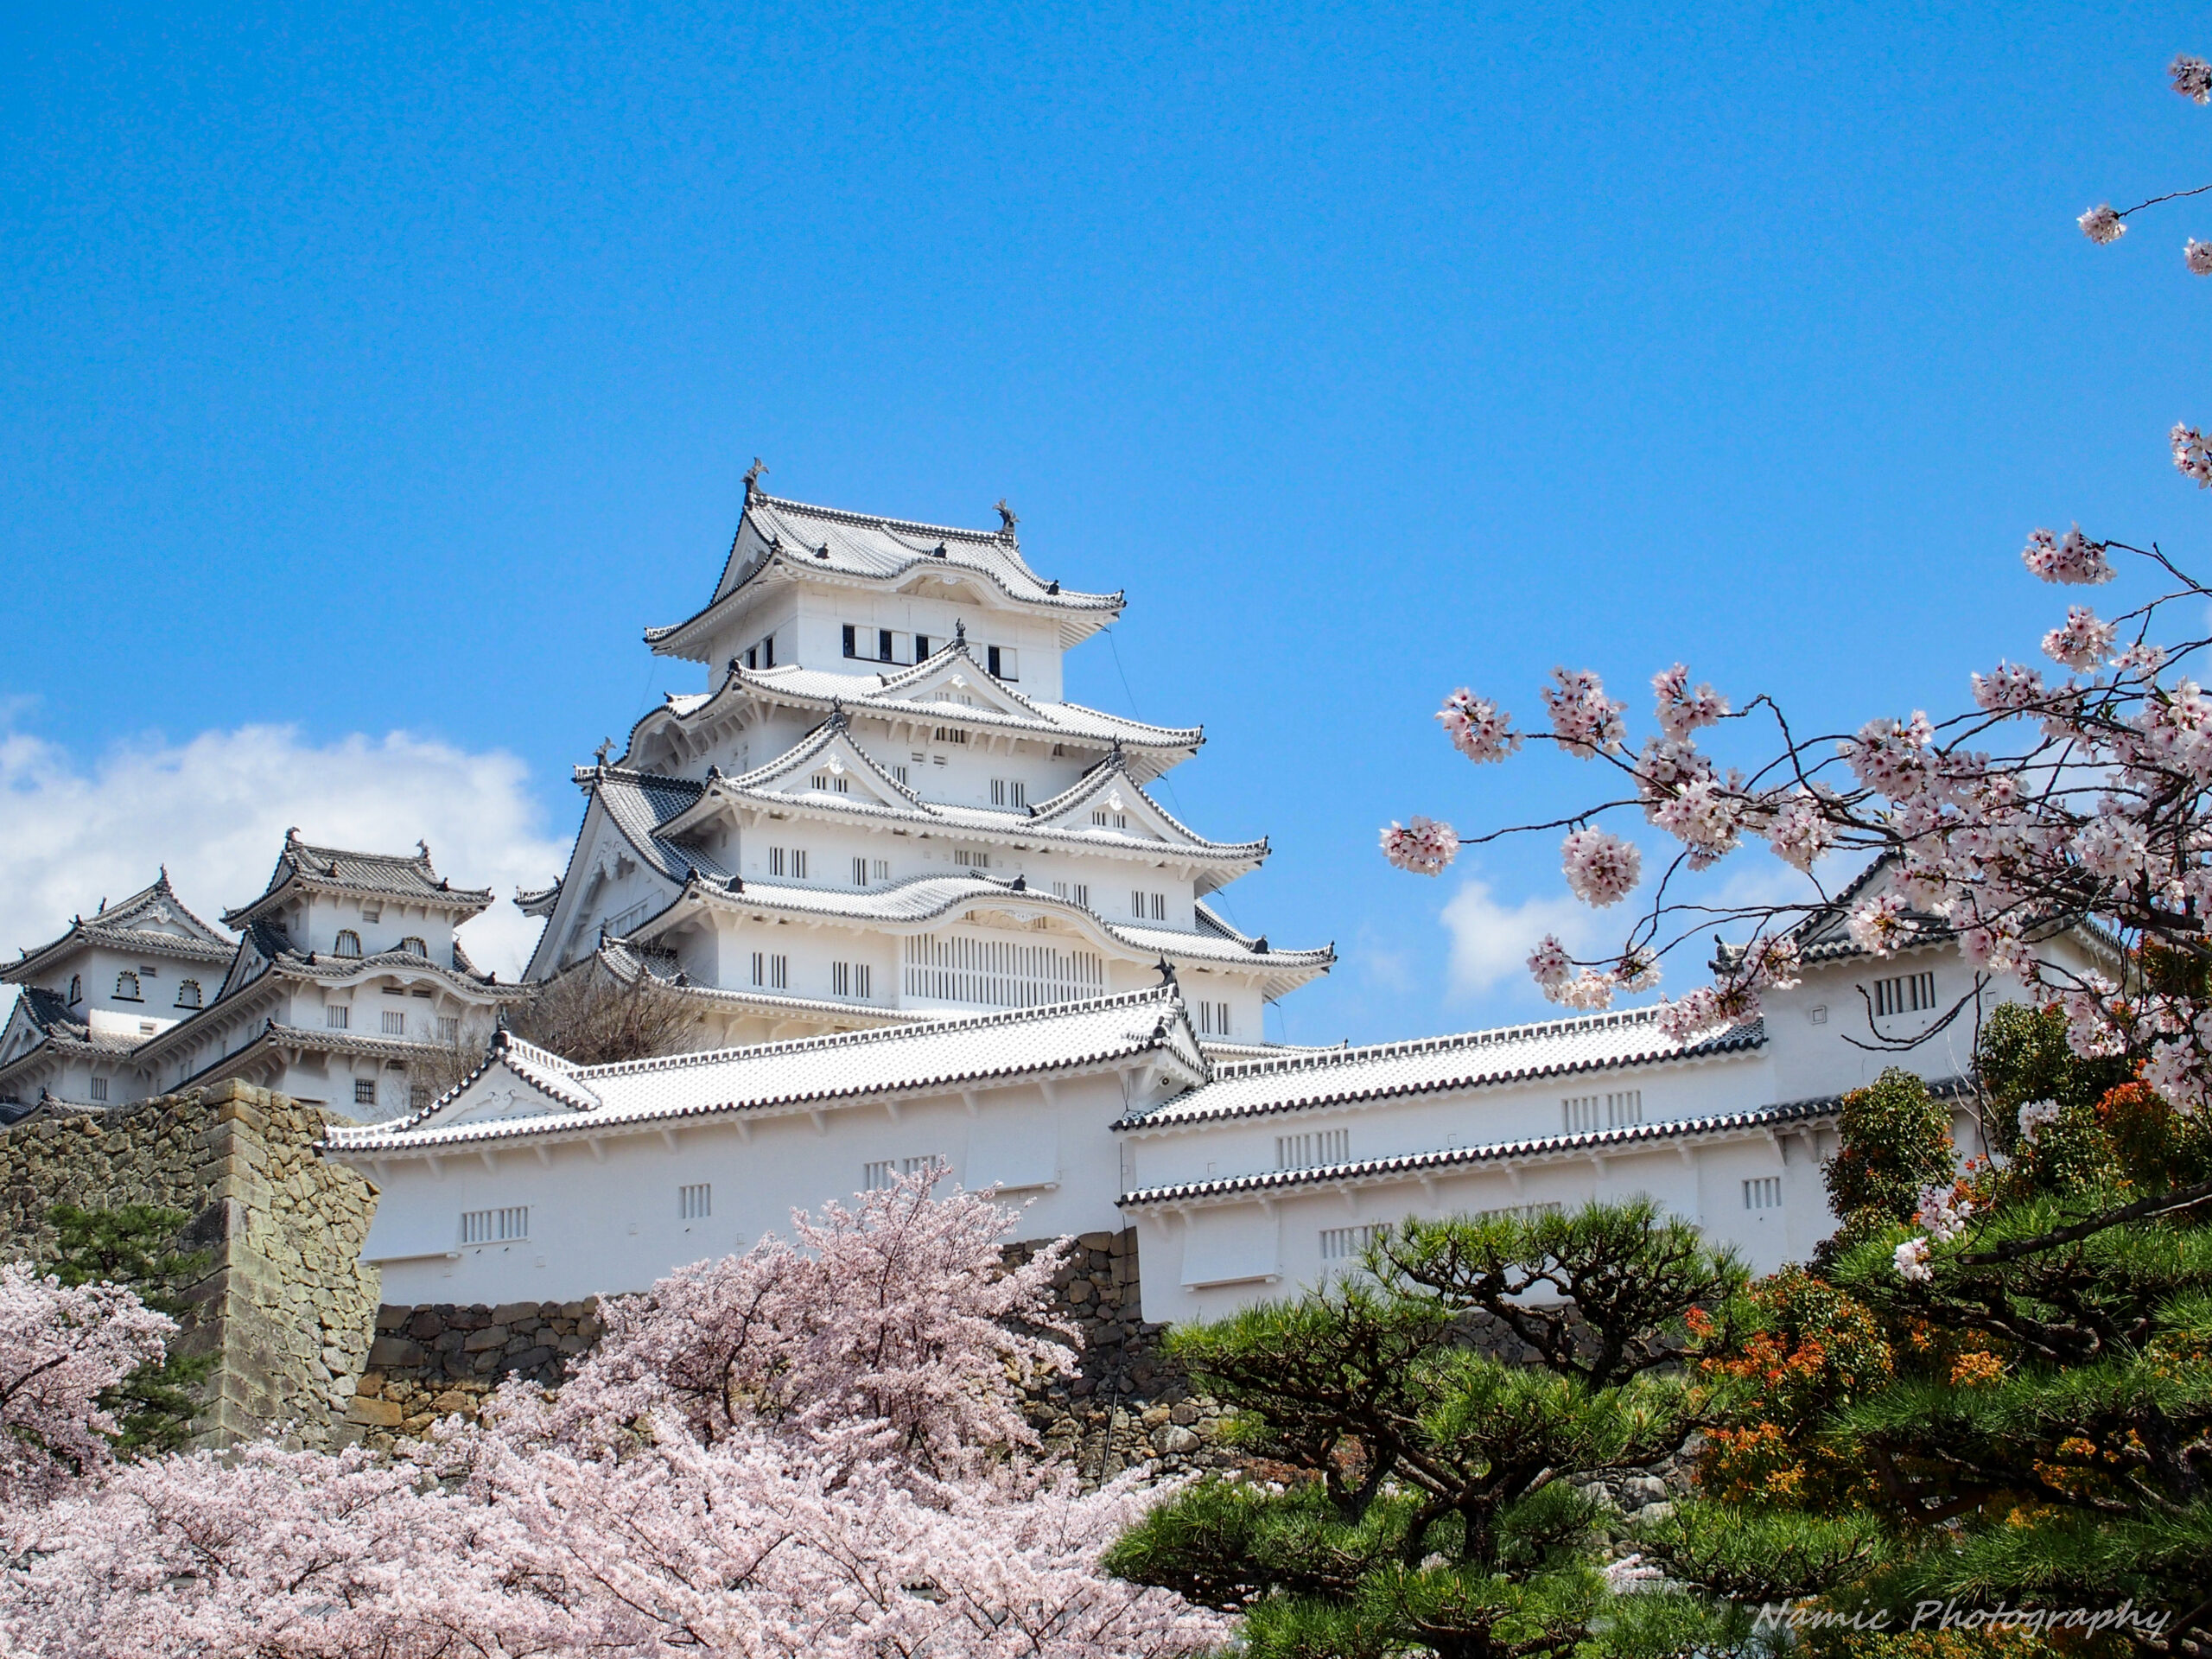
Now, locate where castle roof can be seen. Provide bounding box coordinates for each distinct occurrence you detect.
[645,492,1122,663]
[621,644,1202,780]
[630,870,1334,995]
[325,984,1208,1155]
[4,872,232,984]
[1117,1005,1766,1131]
[222,835,494,928]
[654,715,1264,883]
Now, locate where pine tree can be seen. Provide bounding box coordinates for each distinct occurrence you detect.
[1104,1201,1749,1659]
[40,1204,214,1456]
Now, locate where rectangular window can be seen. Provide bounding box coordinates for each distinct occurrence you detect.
[437,1016,460,1043]
[327,1005,350,1031]
[1873,971,1937,1017]
[1131,890,1166,921]
[833,961,849,995]
[88,1077,108,1103]
[985,645,1019,681]
[1563,1096,1599,1134]
[955,849,990,868]
[861,1154,935,1190]
[1319,1223,1389,1262]
[893,765,910,786]
[410,1084,431,1111]
[768,848,809,880]
[989,779,1028,809]
[361,906,382,924]
[1093,809,1129,830]
[871,859,889,881]
[1744,1177,1783,1211]
[680,1183,712,1220]
[812,772,830,790]
[1197,1001,1232,1036]
[853,855,868,887]
[770,847,785,877]
[1276,1128,1351,1169]
[931,726,969,745]
[793,850,806,879]
[753,953,790,990]
[354,1078,378,1106]
[382,1010,408,1036]
[878,628,894,662]
[914,633,931,660]
[461,1205,530,1245]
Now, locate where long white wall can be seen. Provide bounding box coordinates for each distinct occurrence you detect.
[355,1068,1142,1305]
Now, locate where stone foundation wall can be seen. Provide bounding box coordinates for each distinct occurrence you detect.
[350,1225,1236,1476]
[0,1082,382,1448]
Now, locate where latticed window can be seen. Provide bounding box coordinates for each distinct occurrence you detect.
[334,930,363,957]
[1873,971,1937,1017]
[1277,1128,1350,1170]
[399,936,427,957]
[1744,1178,1783,1211]
[1319,1223,1389,1262]
[382,1010,408,1036]
[353,1079,378,1107]
[902,934,1104,1009]
[327,1005,350,1030]
[863,1156,936,1192]
[680,1183,712,1220]
[461,1206,529,1244]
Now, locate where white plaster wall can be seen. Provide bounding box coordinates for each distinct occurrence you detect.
[1134,1125,1811,1327]
[354,1070,1140,1305]
[1120,1052,1778,1196]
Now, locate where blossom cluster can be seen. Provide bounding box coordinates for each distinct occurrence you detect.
[0,1173,1228,1659]
[1382,816,1460,876]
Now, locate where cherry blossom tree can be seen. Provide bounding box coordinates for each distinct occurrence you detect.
[1386,55,2212,1114]
[0,1262,172,1513]
[3,1172,1228,1659]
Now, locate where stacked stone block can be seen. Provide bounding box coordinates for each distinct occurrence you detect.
[0,1081,381,1448]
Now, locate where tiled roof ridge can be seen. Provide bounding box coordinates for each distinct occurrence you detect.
[1210,1003,1704,1079]
[750,490,1021,548]
[664,869,1332,965]
[569,981,1186,1082]
[1117,1091,1858,1207]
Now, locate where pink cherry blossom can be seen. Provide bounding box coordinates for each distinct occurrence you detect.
[2016,1097,2063,1146]
[1839,713,1936,796]
[1541,668,1627,758]
[2021,524,2113,585]
[1380,817,1460,876]
[2173,52,2212,102]
[2175,423,2212,485]
[1760,790,1836,873]
[2080,204,2126,245]
[1971,660,2045,710]
[1437,690,1522,763]
[1527,934,1573,988]
[1548,969,1618,1011]
[2189,239,2212,276]
[2041,606,2118,669]
[1560,827,1642,906]
[1847,893,1921,957]
[0,1174,1229,1659]
[1650,778,1745,868]
[1651,664,1729,739]
[0,1264,173,1510]
[1915,1184,1974,1243]
[1892,1236,1933,1283]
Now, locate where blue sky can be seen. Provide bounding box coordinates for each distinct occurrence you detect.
[3,1,2209,1045]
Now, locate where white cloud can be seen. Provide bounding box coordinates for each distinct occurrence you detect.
[1439,874,1596,999]
[0,724,571,982]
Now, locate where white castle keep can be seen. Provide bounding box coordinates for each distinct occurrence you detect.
[7,482,2074,1325]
